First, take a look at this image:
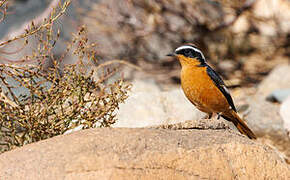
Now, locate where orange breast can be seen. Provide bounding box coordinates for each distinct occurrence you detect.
[181,66,229,113]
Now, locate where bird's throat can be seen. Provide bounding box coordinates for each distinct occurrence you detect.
[177,55,202,67]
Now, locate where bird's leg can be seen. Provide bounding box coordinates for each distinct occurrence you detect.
[208,113,213,119]
[217,113,221,120]
[203,113,213,119]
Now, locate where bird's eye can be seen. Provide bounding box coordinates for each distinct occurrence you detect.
[184,49,191,56]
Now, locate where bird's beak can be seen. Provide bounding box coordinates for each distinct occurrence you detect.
[166,53,176,57]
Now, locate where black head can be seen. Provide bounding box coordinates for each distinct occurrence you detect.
[167,45,206,64]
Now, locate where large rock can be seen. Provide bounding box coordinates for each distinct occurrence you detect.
[246,65,290,137]
[257,65,290,98]
[0,128,289,179]
[114,80,204,127]
[281,95,290,133]
[245,96,285,137]
[245,65,290,162]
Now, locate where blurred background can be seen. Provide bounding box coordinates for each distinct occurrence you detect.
[0,0,289,86]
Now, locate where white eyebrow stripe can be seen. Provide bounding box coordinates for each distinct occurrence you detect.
[175,45,205,60]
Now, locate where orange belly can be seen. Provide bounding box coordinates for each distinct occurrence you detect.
[181,66,229,113]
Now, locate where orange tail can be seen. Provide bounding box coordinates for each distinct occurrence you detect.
[222,110,257,139]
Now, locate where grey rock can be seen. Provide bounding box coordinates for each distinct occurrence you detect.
[0,0,50,39]
[246,65,290,137]
[257,65,290,99]
[0,0,82,64]
[114,79,204,128]
[245,65,290,160]
[266,89,290,103]
[245,95,286,137]
[280,96,290,132]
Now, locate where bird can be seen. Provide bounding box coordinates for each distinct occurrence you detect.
[167,44,257,139]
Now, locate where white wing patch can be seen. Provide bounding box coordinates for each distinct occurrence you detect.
[221,85,230,95]
[175,45,205,60]
[221,85,233,110]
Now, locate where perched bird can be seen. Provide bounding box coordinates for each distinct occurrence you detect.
[167,44,256,139]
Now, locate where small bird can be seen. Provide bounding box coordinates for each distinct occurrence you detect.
[167,44,256,139]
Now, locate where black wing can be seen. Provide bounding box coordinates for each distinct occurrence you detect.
[206,65,237,112]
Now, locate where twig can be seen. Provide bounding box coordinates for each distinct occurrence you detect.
[0,0,70,47]
[0,0,8,22]
[94,59,142,72]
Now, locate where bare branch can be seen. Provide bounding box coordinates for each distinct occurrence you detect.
[0,0,71,47]
[0,0,8,22]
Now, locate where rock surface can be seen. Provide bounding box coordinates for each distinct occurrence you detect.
[0,128,289,179]
[245,65,290,162]
[257,65,290,99]
[114,79,204,128]
[281,96,290,133]
[246,65,290,137]
[266,89,290,103]
[245,95,284,137]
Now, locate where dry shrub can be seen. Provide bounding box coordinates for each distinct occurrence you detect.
[0,0,131,152]
[0,63,130,152]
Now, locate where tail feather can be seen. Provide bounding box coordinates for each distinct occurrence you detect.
[222,110,257,139]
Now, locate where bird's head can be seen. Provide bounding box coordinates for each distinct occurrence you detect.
[167,44,206,66]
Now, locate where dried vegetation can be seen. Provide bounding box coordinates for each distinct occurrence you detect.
[0,0,130,153]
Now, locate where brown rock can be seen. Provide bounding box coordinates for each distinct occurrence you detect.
[0,128,289,179]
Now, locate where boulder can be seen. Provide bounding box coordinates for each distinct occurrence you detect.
[245,65,290,162]
[245,96,285,137]
[266,89,290,103]
[246,65,290,137]
[257,65,290,99]
[0,128,289,179]
[114,79,204,128]
[281,96,290,133]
